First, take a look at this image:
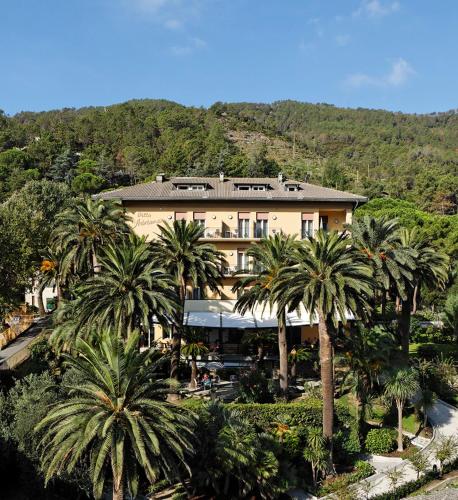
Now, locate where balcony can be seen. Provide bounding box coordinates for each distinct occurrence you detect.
[202,225,283,240]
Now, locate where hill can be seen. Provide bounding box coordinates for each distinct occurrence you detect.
[0,99,457,212]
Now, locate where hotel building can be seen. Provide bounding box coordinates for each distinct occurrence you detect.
[97,173,366,351]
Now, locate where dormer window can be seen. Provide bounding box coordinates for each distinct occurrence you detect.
[176,184,206,191]
[235,184,268,191]
[285,183,300,192]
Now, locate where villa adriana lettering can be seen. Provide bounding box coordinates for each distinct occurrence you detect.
[132,212,164,228]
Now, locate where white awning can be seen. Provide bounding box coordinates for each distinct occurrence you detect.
[182,300,354,329]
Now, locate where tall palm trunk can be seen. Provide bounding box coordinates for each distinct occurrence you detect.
[396,400,404,452]
[278,309,288,394]
[398,295,412,362]
[291,359,297,380]
[170,279,186,380]
[190,357,197,389]
[112,466,124,500]
[257,344,265,366]
[318,311,334,461]
[37,285,46,316]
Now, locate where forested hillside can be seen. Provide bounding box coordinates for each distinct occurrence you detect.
[0,99,457,213]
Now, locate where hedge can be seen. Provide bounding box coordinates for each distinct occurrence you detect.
[365,428,397,454]
[227,398,355,430]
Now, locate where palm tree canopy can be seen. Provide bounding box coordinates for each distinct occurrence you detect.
[277,230,375,326]
[233,233,298,317]
[152,220,226,297]
[36,331,195,499]
[348,215,417,300]
[181,327,209,358]
[72,234,178,338]
[384,367,420,404]
[51,197,131,279]
[399,227,449,292]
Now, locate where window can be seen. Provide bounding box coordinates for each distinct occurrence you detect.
[238,213,250,238]
[188,287,204,300]
[235,184,268,191]
[301,220,313,239]
[319,215,329,231]
[287,185,298,192]
[193,212,206,229]
[237,251,248,271]
[254,212,268,238]
[176,184,205,191]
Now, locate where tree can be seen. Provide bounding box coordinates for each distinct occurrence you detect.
[190,402,281,499]
[233,233,298,394]
[384,368,420,452]
[338,325,395,434]
[51,197,131,280]
[302,427,329,489]
[289,346,313,380]
[1,180,72,313]
[47,148,76,183]
[398,228,449,358]
[443,293,458,342]
[349,215,416,315]
[433,434,458,476]
[71,172,105,194]
[70,234,178,340]
[407,448,430,479]
[241,329,277,368]
[414,388,436,428]
[277,231,374,459]
[181,328,209,389]
[152,220,225,381]
[36,331,195,500]
[386,467,405,493]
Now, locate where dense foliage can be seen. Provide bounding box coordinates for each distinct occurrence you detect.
[1,99,458,213]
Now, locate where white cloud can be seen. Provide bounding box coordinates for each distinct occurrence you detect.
[345,58,415,88]
[164,18,182,29]
[353,0,400,18]
[335,34,350,46]
[170,37,207,56]
[128,0,202,28]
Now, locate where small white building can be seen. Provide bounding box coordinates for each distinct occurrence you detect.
[25,284,57,312]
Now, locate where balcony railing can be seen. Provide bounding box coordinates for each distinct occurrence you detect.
[202,226,284,239]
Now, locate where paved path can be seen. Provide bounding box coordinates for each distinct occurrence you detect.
[0,318,48,369]
[358,399,458,498]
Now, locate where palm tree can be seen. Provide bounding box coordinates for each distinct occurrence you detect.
[241,329,277,368]
[338,325,395,434]
[233,233,297,394]
[277,230,374,457]
[288,346,313,380]
[181,327,209,389]
[348,216,416,315]
[398,228,449,358]
[303,427,329,489]
[36,331,195,500]
[384,367,420,451]
[74,234,178,339]
[51,197,131,280]
[152,220,226,380]
[443,294,458,342]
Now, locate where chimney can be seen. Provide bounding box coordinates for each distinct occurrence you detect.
[278,172,284,184]
[219,171,225,182]
[156,173,165,183]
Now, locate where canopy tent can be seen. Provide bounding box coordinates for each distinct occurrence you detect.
[182,306,354,329]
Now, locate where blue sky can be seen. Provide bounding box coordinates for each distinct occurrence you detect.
[1,0,457,115]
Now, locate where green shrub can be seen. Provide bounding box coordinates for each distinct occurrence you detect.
[236,370,273,403]
[365,428,396,454]
[318,460,375,496]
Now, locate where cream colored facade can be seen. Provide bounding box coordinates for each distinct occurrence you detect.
[127,200,352,299]
[123,199,354,343]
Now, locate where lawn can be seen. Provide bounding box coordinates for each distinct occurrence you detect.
[338,394,421,433]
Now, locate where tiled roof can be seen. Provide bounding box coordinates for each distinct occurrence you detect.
[96,176,367,203]
[412,488,458,499]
